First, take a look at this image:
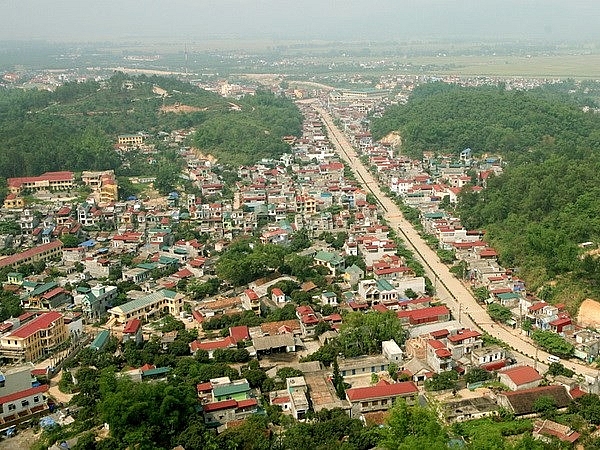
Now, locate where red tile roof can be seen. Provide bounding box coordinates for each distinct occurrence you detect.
[9,312,62,339]
[397,305,450,322]
[346,380,418,402]
[197,382,212,393]
[271,288,284,297]
[203,399,237,412]
[481,359,508,372]
[499,365,542,386]
[229,325,250,343]
[447,329,481,343]
[0,241,63,269]
[0,384,48,405]
[430,329,450,339]
[8,171,73,188]
[41,287,65,300]
[237,398,258,409]
[123,318,141,334]
[190,337,236,352]
[372,304,389,313]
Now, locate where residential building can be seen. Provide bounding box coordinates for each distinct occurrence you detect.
[0,364,50,424]
[397,305,451,326]
[382,339,404,363]
[346,379,419,418]
[497,385,572,416]
[107,290,184,323]
[343,264,364,285]
[313,250,345,276]
[498,365,543,391]
[78,284,118,320]
[426,339,453,373]
[446,329,482,359]
[90,330,110,351]
[8,171,74,195]
[296,305,319,336]
[338,355,390,377]
[271,288,286,304]
[0,312,69,362]
[0,241,63,271]
[358,278,400,304]
[122,318,143,344]
[287,376,309,420]
[320,291,338,306]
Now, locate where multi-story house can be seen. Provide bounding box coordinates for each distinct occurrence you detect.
[426,339,454,373]
[78,284,118,320]
[0,312,69,362]
[446,329,483,359]
[345,380,418,418]
[8,171,74,195]
[107,290,184,324]
[0,364,50,425]
[358,279,400,304]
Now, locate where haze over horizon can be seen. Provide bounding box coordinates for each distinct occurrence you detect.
[3,0,600,44]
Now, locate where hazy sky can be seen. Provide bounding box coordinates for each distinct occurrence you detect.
[3,0,600,43]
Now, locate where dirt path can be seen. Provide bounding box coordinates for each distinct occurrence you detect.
[47,370,74,404]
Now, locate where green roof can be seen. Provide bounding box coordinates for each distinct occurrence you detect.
[345,264,364,275]
[31,282,58,297]
[90,330,110,351]
[496,292,521,300]
[314,251,344,265]
[158,256,179,265]
[376,279,395,292]
[137,263,158,270]
[142,367,171,377]
[22,280,38,288]
[212,381,251,398]
[110,290,178,315]
[7,272,22,278]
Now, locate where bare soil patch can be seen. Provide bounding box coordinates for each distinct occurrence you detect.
[160,104,203,114]
[577,299,600,329]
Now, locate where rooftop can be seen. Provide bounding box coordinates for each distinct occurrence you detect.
[9,312,63,339]
[346,380,418,402]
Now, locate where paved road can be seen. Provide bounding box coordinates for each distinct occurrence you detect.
[307,99,599,380]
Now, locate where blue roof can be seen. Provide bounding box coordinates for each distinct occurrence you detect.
[80,239,96,248]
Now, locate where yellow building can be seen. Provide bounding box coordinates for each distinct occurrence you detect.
[117,134,144,146]
[107,290,184,324]
[0,312,68,362]
[2,194,24,209]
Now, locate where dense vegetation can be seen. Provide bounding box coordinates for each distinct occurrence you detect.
[0,74,301,186]
[372,83,600,305]
[192,90,303,165]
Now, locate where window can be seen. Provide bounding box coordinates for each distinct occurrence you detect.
[8,404,15,411]
[21,400,29,407]
[381,399,388,405]
[362,402,369,408]
[33,396,40,403]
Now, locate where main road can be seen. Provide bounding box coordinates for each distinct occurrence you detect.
[305,99,598,380]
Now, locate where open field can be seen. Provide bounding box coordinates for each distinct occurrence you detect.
[399,54,600,79]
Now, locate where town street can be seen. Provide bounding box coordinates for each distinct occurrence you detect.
[308,100,599,381]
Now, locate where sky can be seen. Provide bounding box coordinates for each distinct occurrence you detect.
[3,0,600,43]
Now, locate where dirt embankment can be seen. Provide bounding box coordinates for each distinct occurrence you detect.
[577,299,600,329]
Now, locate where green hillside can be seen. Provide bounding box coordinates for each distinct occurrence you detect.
[0,74,301,180]
[372,83,600,307]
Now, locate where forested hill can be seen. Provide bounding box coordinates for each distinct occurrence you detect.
[371,82,600,162]
[0,73,302,179]
[372,83,600,308]
[192,91,303,165]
